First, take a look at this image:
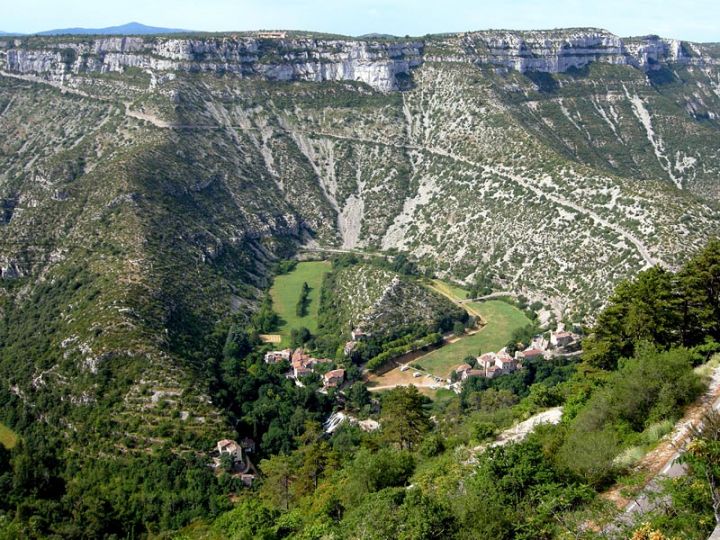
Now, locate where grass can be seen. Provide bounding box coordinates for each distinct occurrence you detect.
[0,422,18,449]
[695,353,720,378]
[430,279,470,301]
[270,261,331,347]
[425,279,485,320]
[418,300,532,378]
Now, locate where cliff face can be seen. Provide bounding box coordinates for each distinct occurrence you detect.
[0,30,717,92]
[0,36,423,91]
[460,29,698,72]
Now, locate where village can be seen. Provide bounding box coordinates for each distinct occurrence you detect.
[264,347,346,391]
[451,325,581,385]
[212,253,587,487]
[260,324,582,398]
[212,347,349,485]
[216,324,581,485]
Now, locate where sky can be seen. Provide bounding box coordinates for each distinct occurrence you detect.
[3,0,720,42]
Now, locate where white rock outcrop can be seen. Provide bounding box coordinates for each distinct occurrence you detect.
[0,30,717,92]
[1,36,422,92]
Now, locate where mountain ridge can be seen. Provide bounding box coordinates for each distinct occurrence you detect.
[36,21,192,36]
[2,29,719,314]
[3,29,718,95]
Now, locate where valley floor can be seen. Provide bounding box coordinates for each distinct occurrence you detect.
[366,296,532,393]
[269,261,331,347]
[417,300,532,378]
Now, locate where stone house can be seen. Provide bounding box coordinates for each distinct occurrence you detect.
[294,365,313,379]
[455,363,472,375]
[323,368,345,388]
[217,439,243,462]
[477,352,498,369]
[518,348,544,360]
[550,331,575,348]
[495,355,517,374]
[264,349,291,364]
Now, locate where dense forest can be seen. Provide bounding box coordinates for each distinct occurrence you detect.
[1,241,720,538]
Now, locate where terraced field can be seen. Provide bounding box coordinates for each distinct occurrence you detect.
[270,261,331,346]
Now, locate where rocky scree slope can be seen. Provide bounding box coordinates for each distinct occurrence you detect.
[0,75,315,461]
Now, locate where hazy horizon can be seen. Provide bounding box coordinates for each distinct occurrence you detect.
[3,0,719,42]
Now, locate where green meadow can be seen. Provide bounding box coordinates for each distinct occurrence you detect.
[270,261,331,346]
[418,300,532,377]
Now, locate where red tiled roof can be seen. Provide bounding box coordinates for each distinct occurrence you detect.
[324,369,345,380]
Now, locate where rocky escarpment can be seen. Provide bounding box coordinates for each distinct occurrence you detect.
[1,30,718,92]
[453,29,706,73]
[0,36,423,92]
[1,27,720,321]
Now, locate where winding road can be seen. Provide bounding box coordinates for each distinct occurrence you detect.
[1,70,659,271]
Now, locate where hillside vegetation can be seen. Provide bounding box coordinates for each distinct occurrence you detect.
[0,423,17,449]
[315,258,467,354]
[177,240,720,540]
[0,27,719,537]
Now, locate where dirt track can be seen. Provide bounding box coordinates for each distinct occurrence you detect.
[603,361,720,513]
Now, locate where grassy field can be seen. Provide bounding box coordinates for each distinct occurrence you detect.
[429,279,470,300]
[0,422,18,449]
[270,261,331,347]
[417,300,532,378]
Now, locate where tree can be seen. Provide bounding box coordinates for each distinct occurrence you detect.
[390,253,417,275]
[558,427,620,487]
[211,499,279,539]
[527,383,562,409]
[399,488,458,539]
[479,388,519,412]
[347,381,371,411]
[380,386,431,450]
[345,448,416,499]
[679,239,720,345]
[219,452,234,472]
[453,321,465,336]
[583,266,680,369]
[296,282,311,317]
[293,421,338,498]
[290,327,312,348]
[223,327,253,360]
[259,454,296,511]
[252,294,279,333]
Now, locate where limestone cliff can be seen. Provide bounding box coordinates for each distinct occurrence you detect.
[1,29,718,92]
[0,35,423,91]
[455,29,706,73]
